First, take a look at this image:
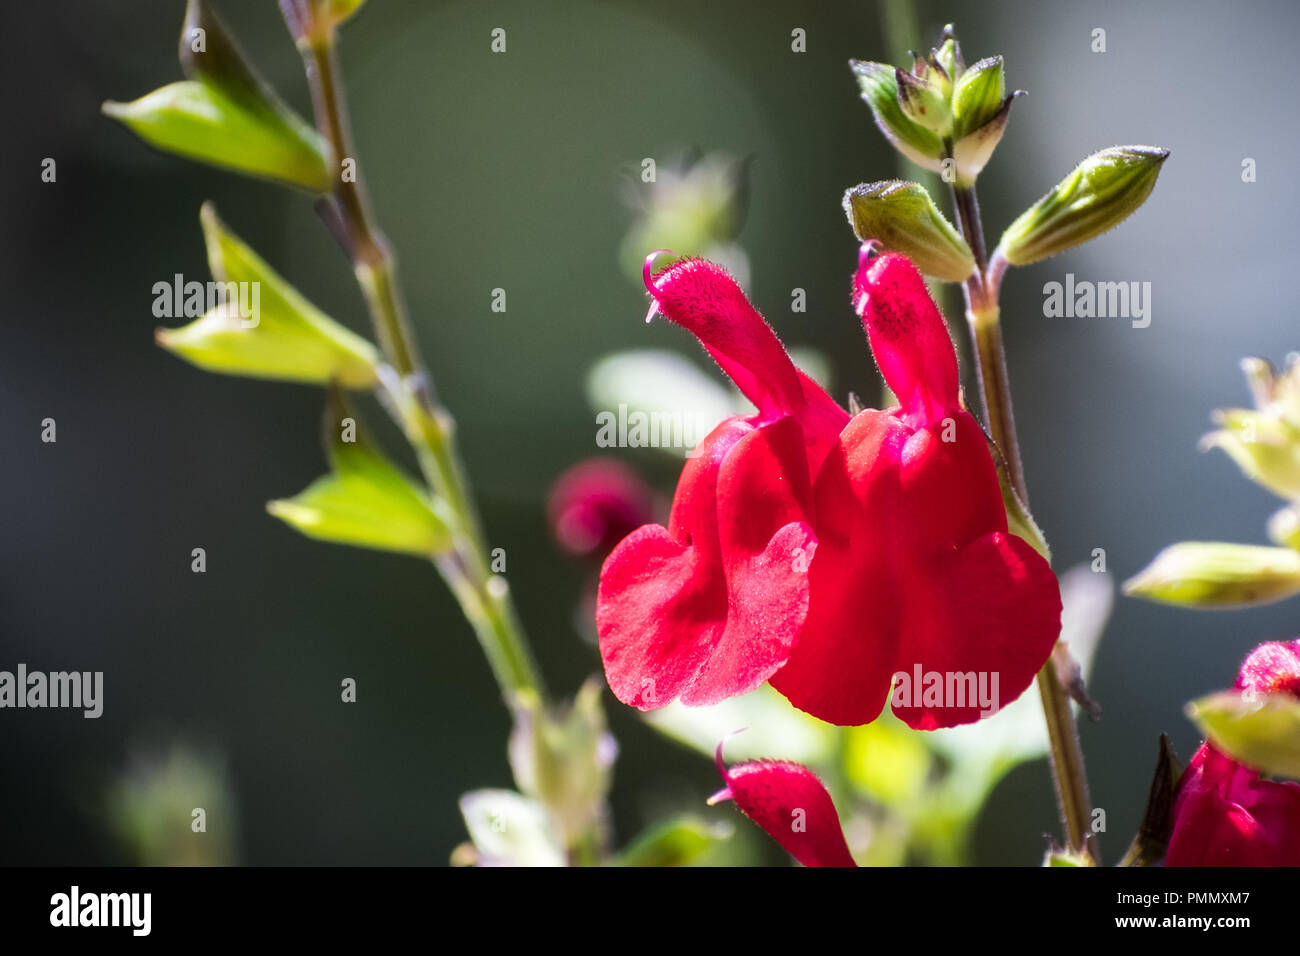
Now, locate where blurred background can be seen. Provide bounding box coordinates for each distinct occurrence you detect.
[3,0,1298,864]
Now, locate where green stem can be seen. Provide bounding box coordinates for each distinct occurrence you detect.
[295,17,545,705]
[951,182,1097,863]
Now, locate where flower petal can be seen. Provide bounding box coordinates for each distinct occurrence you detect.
[1167,744,1300,866]
[771,409,908,725]
[714,749,856,867]
[853,249,959,426]
[598,417,816,709]
[647,255,807,422]
[894,531,1062,729]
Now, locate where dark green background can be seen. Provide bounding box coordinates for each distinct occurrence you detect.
[3,0,1296,864]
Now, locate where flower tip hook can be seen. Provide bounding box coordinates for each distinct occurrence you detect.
[707,728,747,805]
[642,249,677,323]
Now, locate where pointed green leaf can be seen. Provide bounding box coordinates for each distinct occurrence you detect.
[952,56,1005,138]
[1188,691,1300,779]
[1123,542,1300,608]
[103,79,329,191]
[156,204,379,387]
[849,61,945,173]
[997,147,1169,266]
[268,390,453,556]
[843,181,974,282]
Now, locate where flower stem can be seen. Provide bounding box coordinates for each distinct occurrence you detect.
[294,15,545,705]
[950,182,1097,863]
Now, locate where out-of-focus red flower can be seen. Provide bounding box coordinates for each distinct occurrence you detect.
[548,459,658,563]
[596,248,1060,729]
[711,742,856,867]
[597,255,849,710]
[1167,639,1300,866]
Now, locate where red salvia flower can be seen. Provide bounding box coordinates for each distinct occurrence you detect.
[597,248,1060,729]
[1166,639,1300,866]
[710,741,856,867]
[596,254,849,710]
[772,250,1060,728]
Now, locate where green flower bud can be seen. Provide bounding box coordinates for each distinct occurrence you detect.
[1123,542,1300,608]
[997,146,1169,266]
[156,204,380,387]
[267,389,454,557]
[850,60,945,173]
[1200,409,1300,501]
[1188,690,1300,780]
[103,0,328,191]
[842,180,975,282]
[895,67,952,137]
[508,679,615,847]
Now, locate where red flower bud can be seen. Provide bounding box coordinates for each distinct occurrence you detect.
[548,458,658,563]
[1168,639,1300,866]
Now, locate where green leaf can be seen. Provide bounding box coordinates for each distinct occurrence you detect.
[850,61,945,173]
[457,790,566,867]
[997,146,1169,266]
[156,204,380,387]
[895,67,952,136]
[617,816,731,867]
[103,79,329,192]
[951,56,1005,138]
[267,390,453,556]
[843,181,975,282]
[1188,691,1300,779]
[1123,541,1300,608]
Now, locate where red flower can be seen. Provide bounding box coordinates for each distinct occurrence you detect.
[710,742,856,867]
[772,250,1060,728]
[1166,639,1300,866]
[597,255,848,710]
[597,249,1060,729]
[548,458,659,563]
